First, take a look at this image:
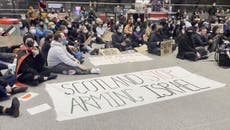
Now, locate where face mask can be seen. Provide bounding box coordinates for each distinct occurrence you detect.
[30,29,36,34]
[67,24,72,28]
[51,25,55,29]
[83,29,88,33]
[19,23,23,28]
[21,16,26,20]
[45,19,49,23]
[187,31,193,37]
[26,41,34,48]
[62,38,67,45]
[118,29,123,33]
[64,29,68,34]
[136,28,141,32]
[39,21,44,26]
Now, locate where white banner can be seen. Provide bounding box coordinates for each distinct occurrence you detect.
[89,52,152,66]
[46,66,225,121]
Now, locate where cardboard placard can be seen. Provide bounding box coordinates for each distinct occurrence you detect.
[160,39,174,56]
[211,24,224,34]
[99,48,121,56]
[102,32,114,42]
[134,44,148,53]
[0,35,22,47]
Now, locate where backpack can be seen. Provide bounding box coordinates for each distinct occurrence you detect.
[215,41,230,67]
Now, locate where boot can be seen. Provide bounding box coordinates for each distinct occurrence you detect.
[5,97,20,117]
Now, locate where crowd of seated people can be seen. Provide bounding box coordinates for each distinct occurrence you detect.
[1,4,230,117]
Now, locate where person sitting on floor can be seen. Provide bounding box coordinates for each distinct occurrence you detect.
[29,25,44,43]
[41,33,53,65]
[47,31,101,75]
[192,26,209,47]
[0,97,20,117]
[177,27,208,61]
[124,19,133,38]
[95,18,107,45]
[0,53,28,99]
[112,25,132,51]
[208,25,223,52]
[147,24,164,55]
[77,25,92,53]
[0,73,28,99]
[16,33,57,86]
[131,26,144,48]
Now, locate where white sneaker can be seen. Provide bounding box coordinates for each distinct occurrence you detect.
[90,68,101,74]
[62,70,76,75]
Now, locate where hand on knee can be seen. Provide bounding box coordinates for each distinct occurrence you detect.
[34,75,40,80]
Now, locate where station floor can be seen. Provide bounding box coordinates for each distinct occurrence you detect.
[0,51,230,130]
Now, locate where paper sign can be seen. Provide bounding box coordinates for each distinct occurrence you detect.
[89,52,152,66]
[19,92,38,102]
[27,104,52,115]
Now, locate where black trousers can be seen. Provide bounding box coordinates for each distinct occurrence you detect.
[148,47,161,56]
[0,53,15,63]
[51,63,90,75]
[184,47,208,61]
[17,68,51,86]
[113,40,132,51]
[132,40,144,48]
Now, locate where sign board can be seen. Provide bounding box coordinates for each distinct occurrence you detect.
[211,24,224,34]
[99,48,121,56]
[46,66,226,121]
[134,44,148,53]
[102,31,114,42]
[48,4,63,9]
[160,39,174,56]
[0,35,22,47]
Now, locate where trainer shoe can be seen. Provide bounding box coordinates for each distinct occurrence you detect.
[47,73,58,80]
[90,68,101,74]
[62,70,76,75]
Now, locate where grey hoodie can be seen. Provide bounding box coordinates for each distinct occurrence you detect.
[47,40,80,67]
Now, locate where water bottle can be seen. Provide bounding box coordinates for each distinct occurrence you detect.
[8,58,17,74]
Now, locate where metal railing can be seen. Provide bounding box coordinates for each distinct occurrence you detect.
[0,1,230,18]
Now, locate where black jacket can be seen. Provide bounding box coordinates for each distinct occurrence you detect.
[112,32,126,48]
[77,32,88,44]
[148,31,163,48]
[18,51,45,75]
[41,40,51,62]
[177,34,197,59]
[191,33,208,47]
